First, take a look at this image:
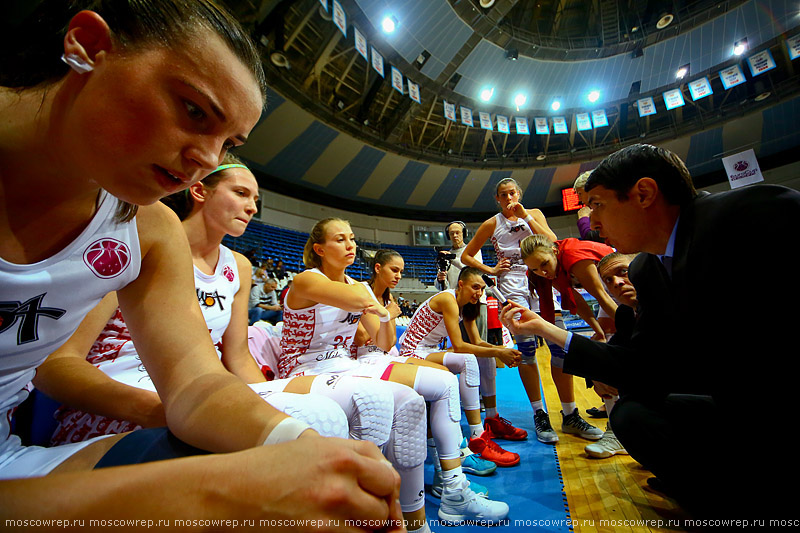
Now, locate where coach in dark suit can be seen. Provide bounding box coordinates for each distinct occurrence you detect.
[502,144,800,518]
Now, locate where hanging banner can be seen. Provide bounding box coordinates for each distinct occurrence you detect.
[319,0,328,11]
[533,117,549,135]
[591,109,608,128]
[552,116,568,134]
[637,96,657,117]
[460,106,474,127]
[391,66,404,94]
[371,47,384,77]
[787,34,800,60]
[479,111,493,130]
[354,27,368,62]
[443,100,456,122]
[719,64,746,90]
[722,149,764,189]
[576,113,592,131]
[688,77,713,100]
[515,116,530,135]
[663,88,685,110]
[407,80,421,104]
[497,115,510,134]
[746,49,776,77]
[332,0,347,38]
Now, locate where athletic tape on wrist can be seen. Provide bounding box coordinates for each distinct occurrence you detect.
[524,214,534,225]
[262,417,311,445]
[379,313,391,323]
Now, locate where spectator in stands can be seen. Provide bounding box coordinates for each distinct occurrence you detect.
[274,259,287,280]
[264,258,276,277]
[500,143,800,518]
[249,277,282,325]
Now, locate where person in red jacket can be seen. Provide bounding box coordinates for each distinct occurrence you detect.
[521,235,617,342]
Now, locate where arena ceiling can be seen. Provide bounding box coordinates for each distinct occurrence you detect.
[226,0,800,220]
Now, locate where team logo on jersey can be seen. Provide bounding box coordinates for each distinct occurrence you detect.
[83,238,131,279]
[197,289,226,311]
[339,312,362,325]
[0,294,66,345]
[222,265,235,282]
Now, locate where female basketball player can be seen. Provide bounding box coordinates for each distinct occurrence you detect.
[39,156,396,452]
[461,177,601,443]
[0,1,401,526]
[277,218,511,528]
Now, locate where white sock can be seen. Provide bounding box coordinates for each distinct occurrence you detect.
[603,395,618,415]
[408,523,431,533]
[531,400,544,412]
[441,465,466,490]
[561,402,576,414]
[469,423,483,439]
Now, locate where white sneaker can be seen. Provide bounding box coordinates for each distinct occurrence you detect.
[438,478,509,525]
[584,428,628,458]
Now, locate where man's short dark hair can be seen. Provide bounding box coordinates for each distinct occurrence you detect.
[586,144,697,206]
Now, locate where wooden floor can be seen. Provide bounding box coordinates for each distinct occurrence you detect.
[534,344,693,533]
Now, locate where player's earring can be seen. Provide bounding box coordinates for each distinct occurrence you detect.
[61,53,94,74]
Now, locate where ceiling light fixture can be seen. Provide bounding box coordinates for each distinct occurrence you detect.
[514,93,527,108]
[480,87,494,102]
[587,90,600,103]
[675,63,690,79]
[381,15,397,33]
[656,13,674,29]
[480,0,496,8]
[505,48,519,61]
[551,100,561,111]
[733,38,748,56]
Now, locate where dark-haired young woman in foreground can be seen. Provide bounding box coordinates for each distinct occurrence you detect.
[0,1,401,527]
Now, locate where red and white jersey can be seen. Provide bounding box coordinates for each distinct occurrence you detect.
[0,191,141,471]
[490,213,531,278]
[195,245,240,355]
[399,290,456,357]
[278,269,363,378]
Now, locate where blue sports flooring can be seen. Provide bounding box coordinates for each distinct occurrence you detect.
[423,367,572,531]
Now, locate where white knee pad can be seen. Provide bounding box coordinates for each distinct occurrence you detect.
[309,375,394,446]
[444,353,480,388]
[413,367,461,423]
[384,384,427,470]
[477,356,497,397]
[256,391,348,439]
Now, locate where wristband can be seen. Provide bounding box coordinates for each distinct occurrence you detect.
[524,214,534,225]
[262,417,311,445]
[379,313,391,323]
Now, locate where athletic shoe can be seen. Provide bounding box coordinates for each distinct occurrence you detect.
[461,453,497,476]
[484,414,528,441]
[468,432,520,467]
[430,470,489,498]
[586,406,608,418]
[438,478,509,525]
[562,408,603,440]
[584,427,628,458]
[533,409,559,444]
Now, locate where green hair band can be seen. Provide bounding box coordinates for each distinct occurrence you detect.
[211,163,249,175]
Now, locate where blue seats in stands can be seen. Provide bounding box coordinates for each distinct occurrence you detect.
[224,221,498,286]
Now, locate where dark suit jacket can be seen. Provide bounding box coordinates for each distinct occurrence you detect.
[564,184,800,411]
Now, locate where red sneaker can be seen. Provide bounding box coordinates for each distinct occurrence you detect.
[484,414,528,441]
[468,432,520,467]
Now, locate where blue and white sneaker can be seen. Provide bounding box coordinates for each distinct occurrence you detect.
[461,453,497,476]
[431,470,489,499]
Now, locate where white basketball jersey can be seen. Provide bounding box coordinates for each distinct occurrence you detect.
[195,245,240,354]
[490,213,531,278]
[0,192,141,459]
[399,290,455,357]
[278,269,363,378]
